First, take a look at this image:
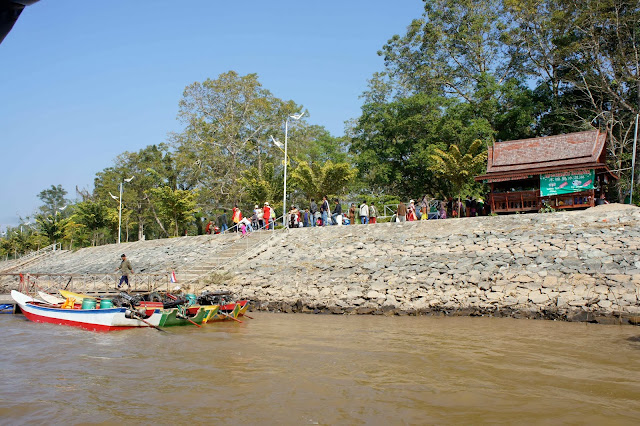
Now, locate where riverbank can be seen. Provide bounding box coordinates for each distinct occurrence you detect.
[2,204,639,324]
[219,204,640,324]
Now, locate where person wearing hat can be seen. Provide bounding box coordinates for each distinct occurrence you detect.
[115,254,134,289]
[407,200,417,221]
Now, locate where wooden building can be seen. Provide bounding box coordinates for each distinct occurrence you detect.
[475,130,618,213]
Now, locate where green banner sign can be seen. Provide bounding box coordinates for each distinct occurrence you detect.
[540,169,595,196]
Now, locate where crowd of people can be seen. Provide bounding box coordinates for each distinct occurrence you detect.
[201,195,490,236]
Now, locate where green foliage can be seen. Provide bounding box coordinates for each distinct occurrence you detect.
[37,184,69,216]
[148,186,199,237]
[35,212,69,245]
[72,200,110,246]
[428,140,487,201]
[538,202,556,213]
[174,71,304,207]
[289,160,357,201]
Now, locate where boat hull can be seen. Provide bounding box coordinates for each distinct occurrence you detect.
[158,307,206,327]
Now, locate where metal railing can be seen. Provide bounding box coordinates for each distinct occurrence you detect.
[4,271,171,296]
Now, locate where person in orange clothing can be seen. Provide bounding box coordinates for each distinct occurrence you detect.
[232,204,242,231]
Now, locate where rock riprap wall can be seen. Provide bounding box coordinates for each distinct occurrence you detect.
[223,204,640,322]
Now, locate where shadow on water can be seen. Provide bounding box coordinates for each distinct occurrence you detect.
[626,335,640,344]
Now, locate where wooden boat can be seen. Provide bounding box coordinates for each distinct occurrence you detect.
[206,301,245,322]
[11,290,163,332]
[158,306,206,327]
[201,305,220,324]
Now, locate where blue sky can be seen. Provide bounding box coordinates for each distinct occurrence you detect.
[0,0,424,229]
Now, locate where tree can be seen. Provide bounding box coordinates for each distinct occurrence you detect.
[37,184,69,216]
[174,71,304,208]
[72,200,110,246]
[289,160,357,202]
[506,0,640,200]
[379,0,517,103]
[148,186,199,237]
[35,212,69,246]
[428,139,487,216]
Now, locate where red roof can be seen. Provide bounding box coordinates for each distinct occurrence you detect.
[475,130,617,181]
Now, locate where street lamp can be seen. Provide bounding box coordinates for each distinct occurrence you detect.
[270,112,304,227]
[630,114,639,204]
[111,176,134,244]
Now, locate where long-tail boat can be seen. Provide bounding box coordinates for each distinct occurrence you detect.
[11,290,162,332]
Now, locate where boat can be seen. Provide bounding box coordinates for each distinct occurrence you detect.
[59,289,94,301]
[11,290,163,332]
[196,291,250,322]
[205,301,245,322]
[0,304,14,314]
[158,306,207,327]
[201,305,220,324]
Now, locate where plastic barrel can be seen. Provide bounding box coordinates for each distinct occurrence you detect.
[186,293,197,306]
[81,299,97,310]
[99,299,113,309]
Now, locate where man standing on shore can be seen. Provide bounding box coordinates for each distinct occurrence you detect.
[397,202,407,222]
[116,254,134,289]
[359,201,369,224]
[309,198,317,227]
[331,199,343,225]
[218,209,228,233]
[321,196,330,226]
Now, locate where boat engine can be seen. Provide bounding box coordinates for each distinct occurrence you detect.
[124,309,148,320]
[163,298,187,309]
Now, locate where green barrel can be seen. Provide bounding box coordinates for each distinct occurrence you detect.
[185,293,197,306]
[100,299,113,309]
[81,299,97,310]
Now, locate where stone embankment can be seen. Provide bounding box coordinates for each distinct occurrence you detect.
[2,204,639,324]
[220,204,640,324]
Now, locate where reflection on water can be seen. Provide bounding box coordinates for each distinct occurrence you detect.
[1,313,639,424]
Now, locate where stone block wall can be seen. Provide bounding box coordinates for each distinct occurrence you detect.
[222,204,640,323]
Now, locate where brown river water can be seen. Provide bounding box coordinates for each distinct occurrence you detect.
[1,312,639,425]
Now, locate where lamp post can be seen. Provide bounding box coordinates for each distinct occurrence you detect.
[113,176,134,244]
[270,112,304,227]
[630,114,639,204]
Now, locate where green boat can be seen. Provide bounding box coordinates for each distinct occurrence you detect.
[158,306,206,327]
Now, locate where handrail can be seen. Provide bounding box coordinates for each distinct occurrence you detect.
[4,271,170,295]
[0,243,61,273]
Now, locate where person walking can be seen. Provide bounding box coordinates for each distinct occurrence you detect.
[359,202,369,225]
[116,253,134,289]
[369,204,377,224]
[309,198,318,227]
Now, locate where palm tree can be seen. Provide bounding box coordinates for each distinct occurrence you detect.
[428,139,487,217]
